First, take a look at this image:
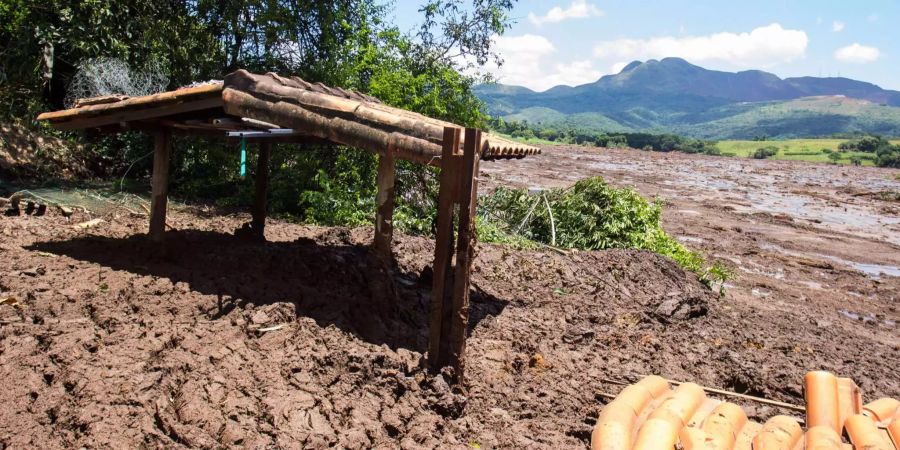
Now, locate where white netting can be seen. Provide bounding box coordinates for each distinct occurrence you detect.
[64,57,170,108]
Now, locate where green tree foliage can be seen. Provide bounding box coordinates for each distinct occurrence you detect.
[0,0,518,226]
[487,118,720,155]
[838,135,900,167]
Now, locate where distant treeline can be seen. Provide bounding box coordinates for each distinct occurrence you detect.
[489,118,900,168]
[839,136,900,167]
[488,118,721,155]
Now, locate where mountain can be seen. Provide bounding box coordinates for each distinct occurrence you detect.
[476,58,900,139]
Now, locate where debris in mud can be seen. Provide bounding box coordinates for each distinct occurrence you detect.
[0,296,21,308]
[652,294,708,323]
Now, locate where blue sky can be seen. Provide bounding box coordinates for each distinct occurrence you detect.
[388,0,899,92]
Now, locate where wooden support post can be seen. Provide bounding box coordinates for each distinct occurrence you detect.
[447,128,481,377]
[149,129,172,244]
[373,149,396,260]
[251,142,272,240]
[427,127,481,382]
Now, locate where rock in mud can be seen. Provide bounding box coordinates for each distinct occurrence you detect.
[652,294,708,323]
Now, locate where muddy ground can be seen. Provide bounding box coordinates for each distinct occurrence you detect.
[1,147,898,448]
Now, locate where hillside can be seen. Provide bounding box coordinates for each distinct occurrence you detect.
[476,58,900,139]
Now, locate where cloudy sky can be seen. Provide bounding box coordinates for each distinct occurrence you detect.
[389,0,899,91]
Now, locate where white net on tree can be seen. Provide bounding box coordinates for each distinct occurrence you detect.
[64,57,170,108]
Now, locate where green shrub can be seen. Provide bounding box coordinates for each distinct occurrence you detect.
[478,177,730,290]
[752,146,778,159]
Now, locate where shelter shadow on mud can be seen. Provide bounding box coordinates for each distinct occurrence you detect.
[28,230,508,353]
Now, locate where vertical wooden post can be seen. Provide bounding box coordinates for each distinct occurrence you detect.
[447,128,481,377]
[149,129,172,243]
[373,149,396,260]
[251,141,272,239]
[428,127,481,382]
[428,128,461,373]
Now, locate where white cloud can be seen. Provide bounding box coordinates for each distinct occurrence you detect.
[592,23,808,69]
[486,34,605,91]
[610,62,629,74]
[831,20,845,32]
[528,0,603,26]
[834,43,881,63]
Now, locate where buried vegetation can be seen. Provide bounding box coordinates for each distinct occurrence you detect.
[478,177,733,292]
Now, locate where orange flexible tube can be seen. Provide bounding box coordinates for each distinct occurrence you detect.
[887,419,900,448]
[592,376,670,450]
[751,415,802,450]
[862,398,900,423]
[836,377,862,430]
[633,383,706,450]
[805,426,842,450]
[805,371,841,433]
[844,414,893,450]
[687,402,747,450]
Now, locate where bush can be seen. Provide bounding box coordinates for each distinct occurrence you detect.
[752,146,778,159]
[478,177,730,290]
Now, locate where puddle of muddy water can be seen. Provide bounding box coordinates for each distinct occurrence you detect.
[760,243,900,280]
[838,309,897,327]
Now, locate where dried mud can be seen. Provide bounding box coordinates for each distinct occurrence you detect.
[1,148,899,448]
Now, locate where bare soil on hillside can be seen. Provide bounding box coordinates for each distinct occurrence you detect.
[0,148,898,448]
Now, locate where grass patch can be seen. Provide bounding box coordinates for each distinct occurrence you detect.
[716,139,888,166]
[715,139,892,166]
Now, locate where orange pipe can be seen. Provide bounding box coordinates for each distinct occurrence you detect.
[696,402,747,450]
[806,426,841,449]
[592,376,670,450]
[887,419,900,448]
[862,398,900,423]
[805,426,842,450]
[633,383,706,450]
[805,371,841,433]
[844,414,893,450]
[836,377,862,430]
[751,415,802,450]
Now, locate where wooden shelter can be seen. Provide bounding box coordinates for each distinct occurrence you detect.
[36,70,539,380]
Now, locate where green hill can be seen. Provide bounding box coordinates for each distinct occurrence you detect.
[475,58,900,139]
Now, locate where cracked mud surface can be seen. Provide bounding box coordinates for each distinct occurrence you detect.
[1,148,898,448]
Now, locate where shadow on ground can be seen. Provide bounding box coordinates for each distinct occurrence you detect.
[27,229,507,353]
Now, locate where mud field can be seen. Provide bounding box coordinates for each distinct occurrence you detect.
[1,147,899,448]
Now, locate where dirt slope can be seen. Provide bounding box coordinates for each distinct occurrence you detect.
[0,206,897,449]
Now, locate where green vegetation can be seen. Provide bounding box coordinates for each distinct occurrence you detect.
[716,138,900,166]
[0,0,729,284]
[489,118,720,154]
[478,177,732,292]
[0,0,518,234]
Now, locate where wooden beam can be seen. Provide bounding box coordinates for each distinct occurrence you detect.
[373,149,396,260]
[49,96,224,131]
[222,88,443,167]
[37,83,223,122]
[251,142,272,240]
[149,130,172,243]
[447,128,481,380]
[428,127,462,373]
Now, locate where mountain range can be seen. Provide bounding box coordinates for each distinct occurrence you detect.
[475,57,900,139]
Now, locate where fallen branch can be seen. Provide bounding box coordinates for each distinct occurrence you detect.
[543,193,556,246]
